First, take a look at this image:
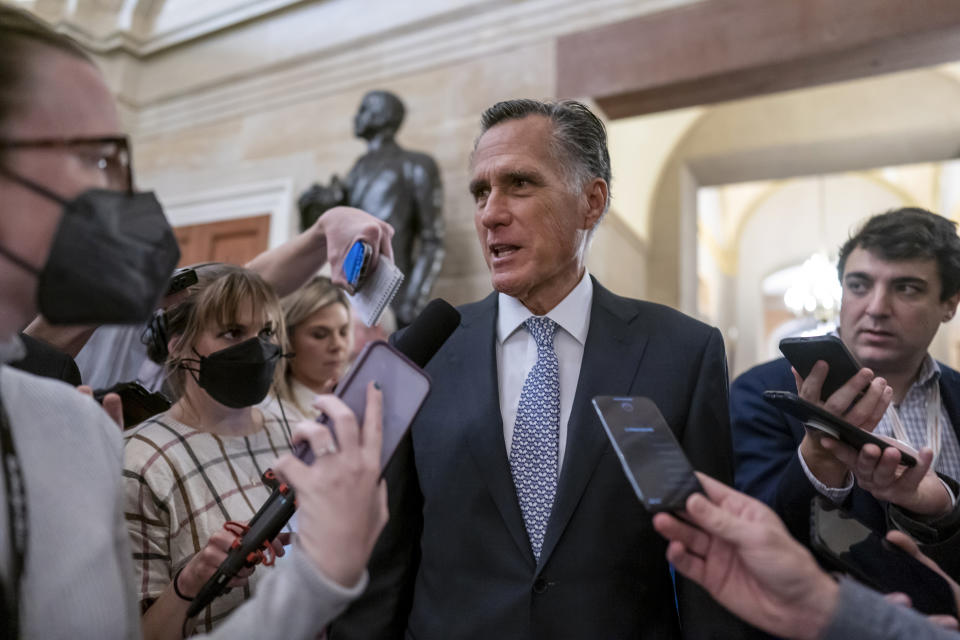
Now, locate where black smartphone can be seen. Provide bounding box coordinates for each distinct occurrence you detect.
[779,335,861,401]
[763,390,917,467]
[343,240,373,290]
[300,340,430,473]
[811,496,958,616]
[93,381,172,428]
[592,395,702,513]
[165,266,199,297]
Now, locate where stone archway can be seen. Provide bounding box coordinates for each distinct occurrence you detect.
[645,68,960,311]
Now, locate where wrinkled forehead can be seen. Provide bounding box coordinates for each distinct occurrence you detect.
[470,115,562,176]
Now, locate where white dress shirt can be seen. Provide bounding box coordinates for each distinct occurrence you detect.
[496,271,593,470]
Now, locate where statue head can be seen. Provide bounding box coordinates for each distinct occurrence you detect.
[354,90,406,140]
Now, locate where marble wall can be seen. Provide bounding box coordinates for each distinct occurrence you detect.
[90,0,674,307]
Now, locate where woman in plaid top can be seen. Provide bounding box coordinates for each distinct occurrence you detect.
[123,268,297,638]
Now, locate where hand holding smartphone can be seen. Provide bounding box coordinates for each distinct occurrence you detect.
[763,390,917,466]
[592,396,702,513]
[779,335,862,402]
[343,240,374,290]
[300,340,430,473]
[811,496,958,616]
[93,381,171,427]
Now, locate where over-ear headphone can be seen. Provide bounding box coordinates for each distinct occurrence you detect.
[142,308,169,364]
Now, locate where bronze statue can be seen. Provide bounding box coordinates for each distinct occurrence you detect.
[299,90,444,326]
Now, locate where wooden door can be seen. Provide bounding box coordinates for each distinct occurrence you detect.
[174,215,271,267]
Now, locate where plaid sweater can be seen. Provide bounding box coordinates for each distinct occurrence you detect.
[122,409,295,633]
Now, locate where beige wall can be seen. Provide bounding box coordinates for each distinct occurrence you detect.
[133,40,558,306]
[99,0,669,307]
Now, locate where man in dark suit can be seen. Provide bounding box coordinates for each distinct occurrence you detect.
[330,99,749,639]
[732,208,960,577]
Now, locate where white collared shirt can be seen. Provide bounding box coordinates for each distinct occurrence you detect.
[496,271,593,470]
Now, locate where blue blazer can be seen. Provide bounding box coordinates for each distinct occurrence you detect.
[731,357,960,542]
[331,279,755,639]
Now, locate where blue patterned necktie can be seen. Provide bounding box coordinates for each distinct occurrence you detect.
[509,316,560,560]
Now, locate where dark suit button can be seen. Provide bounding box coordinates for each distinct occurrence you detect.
[532,577,548,594]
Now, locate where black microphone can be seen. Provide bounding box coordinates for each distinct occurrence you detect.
[393,298,461,367]
[186,298,460,619]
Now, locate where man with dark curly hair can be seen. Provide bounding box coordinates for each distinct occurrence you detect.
[733,207,960,579]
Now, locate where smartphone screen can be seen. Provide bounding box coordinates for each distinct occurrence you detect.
[779,335,861,401]
[592,396,702,512]
[300,340,430,472]
[812,497,958,616]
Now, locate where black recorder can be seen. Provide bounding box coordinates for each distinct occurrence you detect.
[592,396,702,513]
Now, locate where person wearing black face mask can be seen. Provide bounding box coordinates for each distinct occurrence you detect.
[122,268,304,639]
[0,8,388,640]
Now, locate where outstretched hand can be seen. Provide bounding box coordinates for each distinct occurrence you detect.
[820,439,951,517]
[653,473,839,640]
[273,383,388,588]
[77,385,123,430]
[320,207,395,293]
[794,361,892,488]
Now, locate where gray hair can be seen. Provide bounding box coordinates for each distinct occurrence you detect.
[475,99,611,214]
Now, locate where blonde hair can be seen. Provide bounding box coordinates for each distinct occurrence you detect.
[276,275,350,414]
[164,268,288,400]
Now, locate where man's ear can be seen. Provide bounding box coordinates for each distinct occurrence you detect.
[581,177,608,231]
[944,291,960,323]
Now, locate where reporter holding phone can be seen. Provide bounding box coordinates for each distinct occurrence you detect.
[731,208,960,573]
[0,8,386,639]
[653,473,960,640]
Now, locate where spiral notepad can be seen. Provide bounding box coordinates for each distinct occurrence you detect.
[347,257,404,327]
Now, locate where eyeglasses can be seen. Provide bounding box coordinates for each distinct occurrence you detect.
[0,135,133,193]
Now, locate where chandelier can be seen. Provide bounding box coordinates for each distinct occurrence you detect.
[783,251,841,321]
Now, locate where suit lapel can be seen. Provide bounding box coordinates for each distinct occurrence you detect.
[537,281,648,570]
[459,294,534,566]
[937,364,960,446]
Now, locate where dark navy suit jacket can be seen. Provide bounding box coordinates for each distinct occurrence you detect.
[731,357,960,548]
[330,279,755,639]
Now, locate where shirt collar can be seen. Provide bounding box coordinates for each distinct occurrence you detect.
[291,378,318,407]
[497,271,593,346]
[916,353,940,388]
[0,334,25,365]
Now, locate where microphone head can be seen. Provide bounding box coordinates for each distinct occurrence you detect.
[393,298,461,368]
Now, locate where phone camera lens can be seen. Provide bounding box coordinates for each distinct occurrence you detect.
[621,402,633,412]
